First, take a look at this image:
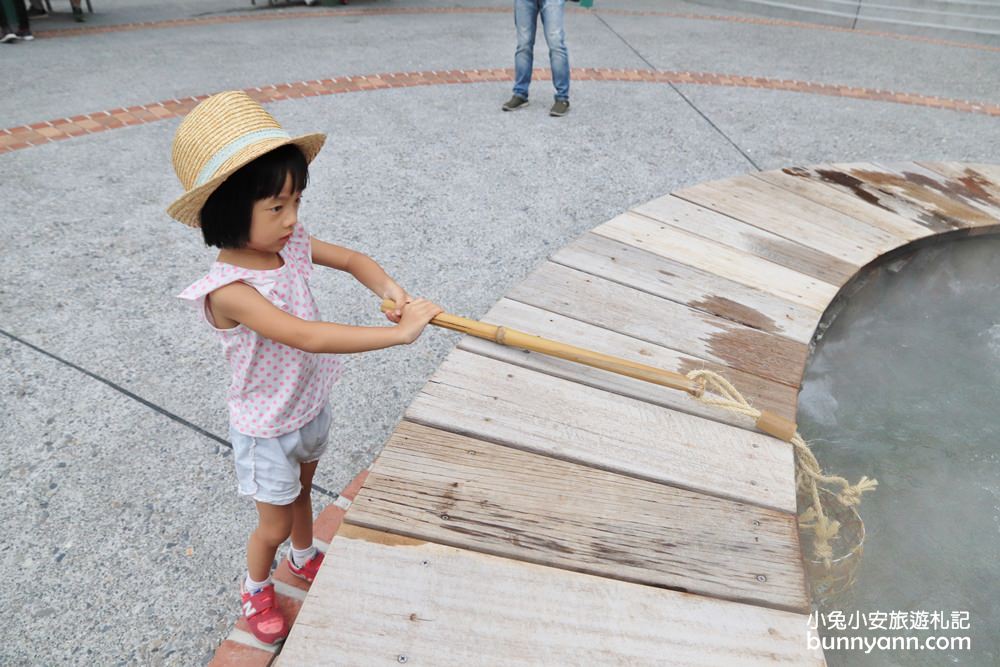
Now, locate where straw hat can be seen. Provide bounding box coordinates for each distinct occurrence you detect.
[167,91,326,226]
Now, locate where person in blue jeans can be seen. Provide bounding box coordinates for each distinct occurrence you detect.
[502,0,570,117]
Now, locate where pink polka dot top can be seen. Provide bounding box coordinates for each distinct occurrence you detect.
[178,222,343,438]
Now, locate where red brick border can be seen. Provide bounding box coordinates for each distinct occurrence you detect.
[32,6,1000,54]
[207,467,372,667]
[3,67,998,155]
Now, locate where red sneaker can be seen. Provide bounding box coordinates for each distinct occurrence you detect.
[240,583,288,645]
[287,549,325,583]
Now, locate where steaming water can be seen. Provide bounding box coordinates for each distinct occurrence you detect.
[797,236,1000,665]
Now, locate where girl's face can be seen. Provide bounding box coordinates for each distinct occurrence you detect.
[247,173,301,253]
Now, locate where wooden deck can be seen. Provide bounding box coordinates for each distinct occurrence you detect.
[277,163,1000,666]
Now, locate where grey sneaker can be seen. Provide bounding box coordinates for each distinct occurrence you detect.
[550,100,570,117]
[0,31,17,44]
[502,95,529,111]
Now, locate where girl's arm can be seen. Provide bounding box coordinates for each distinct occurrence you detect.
[310,236,410,322]
[209,282,440,354]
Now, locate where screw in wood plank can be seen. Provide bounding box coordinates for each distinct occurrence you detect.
[441,514,450,521]
[398,655,408,663]
[752,520,761,527]
[756,574,767,582]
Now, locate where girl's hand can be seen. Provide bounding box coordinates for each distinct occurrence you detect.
[382,283,411,323]
[397,299,444,344]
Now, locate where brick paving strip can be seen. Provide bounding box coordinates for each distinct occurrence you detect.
[31,6,1000,54]
[207,467,372,666]
[3,67,999,154]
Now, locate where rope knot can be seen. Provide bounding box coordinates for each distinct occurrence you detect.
[837,476,879,507]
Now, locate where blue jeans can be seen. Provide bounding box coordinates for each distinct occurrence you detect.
[513,0,570,102]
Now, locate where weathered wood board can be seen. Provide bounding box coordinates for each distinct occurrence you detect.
[799,162,972,233]
[917,162,1000,235]
[594,212,838,311]
[751,169,936,243]
[631,193,856,285]
[345,421,810,611]
[918,162,1000,196]
[871,161,1000,227]
[551,233,822,344]
[506,261,809,388]
[673,174,903,266]
[278,525,825,667]
[459,298,799,423]
[406,350,797,513]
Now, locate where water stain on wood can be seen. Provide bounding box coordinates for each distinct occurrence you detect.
[783,166,960,232]
[688,294,781,335]
[882,170,998,227]
[699,320,808,388]
[951,168,1000,203]
[911,169,1000,220]
[339,523,428,547]
[675,357,798,421]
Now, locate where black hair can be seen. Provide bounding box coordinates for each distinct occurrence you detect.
[199,143,309,249]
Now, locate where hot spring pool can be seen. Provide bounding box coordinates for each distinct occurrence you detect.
[798,236,1000,665]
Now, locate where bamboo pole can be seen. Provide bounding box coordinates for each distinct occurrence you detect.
[381,298,799,441]
[382,299,699,394]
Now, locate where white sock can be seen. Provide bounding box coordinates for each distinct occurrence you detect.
[245,573,271,594]
[290,544,317,568]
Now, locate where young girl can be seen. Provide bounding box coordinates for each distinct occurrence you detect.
[168,91,442,645]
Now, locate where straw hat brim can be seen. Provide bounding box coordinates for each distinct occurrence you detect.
[167,132,326,227]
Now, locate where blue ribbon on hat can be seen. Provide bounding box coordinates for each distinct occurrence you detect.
[194,128,292,187]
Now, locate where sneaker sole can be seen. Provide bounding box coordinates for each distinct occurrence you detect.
[0,36,17,43]
[550,110,569,117]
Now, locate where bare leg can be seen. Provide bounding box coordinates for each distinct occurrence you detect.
[247,501,294,582]
[290,460,318,550]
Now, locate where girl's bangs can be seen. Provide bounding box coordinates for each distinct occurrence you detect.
[253,144,309,200]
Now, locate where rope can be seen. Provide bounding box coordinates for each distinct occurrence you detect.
[685,369,878,570]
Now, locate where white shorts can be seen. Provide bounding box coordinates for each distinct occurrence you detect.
[229,405,332,506]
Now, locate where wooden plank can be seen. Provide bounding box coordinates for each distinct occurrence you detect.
[817,162,977,232]
[507,262,808,388]
[279,525,824,666]
[551,233,822,344]
[918,162,1000,193]
[872,161,1000,228]
[631,194,855,285]
[406,350,797,513]
[752,168,936,243]
[347,421,810,612]
[460,298,799,424]
[917,162,1000,236]
[939,162,1000,188]
[674,174,903,266]
[595,212,838,312]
